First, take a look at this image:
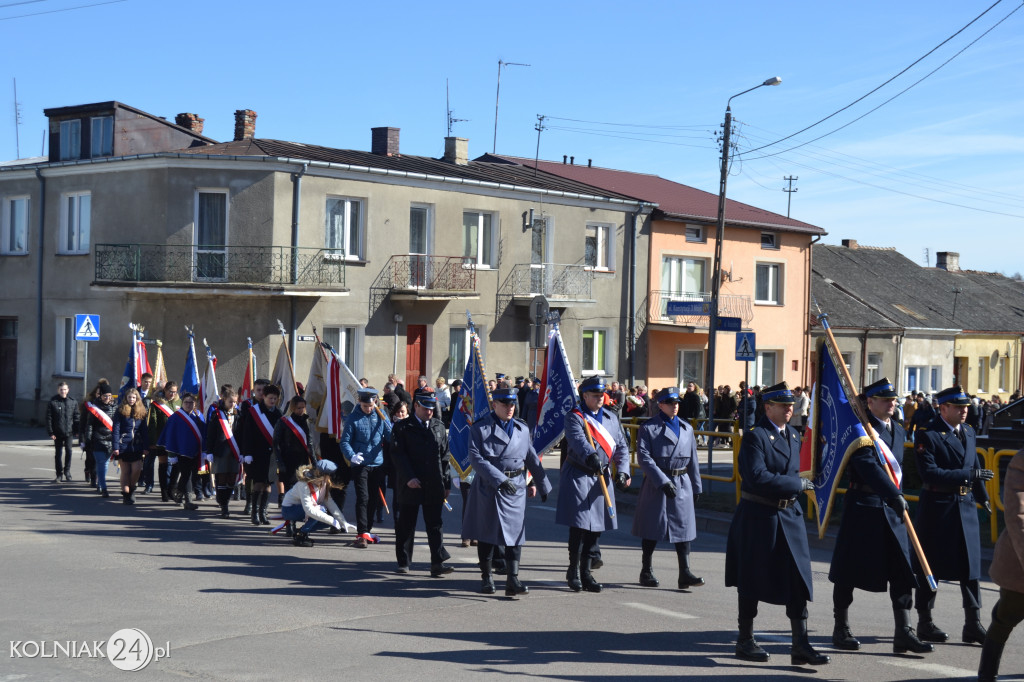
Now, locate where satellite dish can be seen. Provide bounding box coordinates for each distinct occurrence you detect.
[991,349,1001,366]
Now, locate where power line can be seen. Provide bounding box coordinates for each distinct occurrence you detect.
[0,0,126,20]
[545,115,711,130]
[742,0,1007,155]
[0,0,46,8]
[546,124,711,140]
[545,125,714,150]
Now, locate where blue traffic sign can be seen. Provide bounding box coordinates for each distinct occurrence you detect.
[735,332,756,361]
[74,314,100,341]
[666,300,710,316]
[718,317,741,332]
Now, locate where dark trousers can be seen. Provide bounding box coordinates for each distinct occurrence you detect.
[174,456,198,495]
[834,581,912,612]
[568,526,601,559]
[916,579,981,613]
[478,542,520,565]
[395,501,448,567]
[988,588,1024,644]
[353,465,385,535]
[53,435,73,476]
[84,447,95,479]
[140,450,156,488]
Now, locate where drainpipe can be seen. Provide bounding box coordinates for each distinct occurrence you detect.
[289,163,307,366]
[34,168,46,406]
[860,328,870,388]
[627,206,641,386]
[805,234,822,386]
[895,330,905,395]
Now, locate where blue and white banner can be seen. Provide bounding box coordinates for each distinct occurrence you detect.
[810,334,873,538]
[532,326,578,456]
[448,329,490,479]
[180,329,201,403]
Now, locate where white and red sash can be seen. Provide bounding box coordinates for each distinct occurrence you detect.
[574,409,615,458]
[172,409,204,451]
[247,403,275,445]
[85,402,113,431]
[307,482,320,505]
[214,408,241,461]
[152,402,173,418]
[283,416,310,455]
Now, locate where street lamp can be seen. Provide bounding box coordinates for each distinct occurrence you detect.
[705,76,781,459]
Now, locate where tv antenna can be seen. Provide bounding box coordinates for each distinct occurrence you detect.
[493,59,530,153]
[12,78,22,159]
[446,79,469,136]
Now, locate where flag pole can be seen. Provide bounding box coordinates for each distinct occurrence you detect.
[277,319,300,397]
[816,309,937,591]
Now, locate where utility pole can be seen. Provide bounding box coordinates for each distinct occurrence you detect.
[493,60,530,154]
[12,78,22,159]
[783,175,798,218]
[533,114,546,176]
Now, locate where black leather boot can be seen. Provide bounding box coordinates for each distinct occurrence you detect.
[978,636,1004,682]
[580,557,602,593]
[790,617,830,666]
[480,558,495,594]
[258,491,271,525]
[182,490,199,511]
[505,560,528,598]
[250,489,261,525]
[677,543,705,588]
[735,618,769,662]
[158,463,169,502]
[566,551,582,592]
[832,608,860,651]
[293,531,313,547]
[917,610,949,642]
[963,607,987,645]
[893,608,933,654]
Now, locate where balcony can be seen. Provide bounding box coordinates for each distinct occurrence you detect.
[645,290,753,330]
[370,255,478,305]
[93,243,348,296]
[501,263,595,306]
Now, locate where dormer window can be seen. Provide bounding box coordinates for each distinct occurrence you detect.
[90,116,113,157]
[59,120,81,160]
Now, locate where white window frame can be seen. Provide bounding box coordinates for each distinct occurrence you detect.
[448,326,487,377]
[58,191,91,255]
[929,366,942,393]
[840,352,853,372]
[322,325,363,376]
[59,120,81,161]
[755,350,779,386]
[462,210,497,269]
[867,353,882,385]
[684,224,705,243]
[194,189,229,281]
[325,196,364,261]
[581,328,610,376]
[585,222,614,271]
[55,317,85,376]
[978,357,988,393]
[90,116,113,157]
[760,231,779,250]
[999,357,1008,392]
[906,366,924,394]
[677,349,704,387]
[1,195,29,255]
[754,261,783,305]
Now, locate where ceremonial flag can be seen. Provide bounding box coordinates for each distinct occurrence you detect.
[808,336,873,538]
[239,337,255,402]
[533,326,578,456]
[180,329,201,400]
[271,333,297,406]
[200,340,218,416]
[799,381,816,474]
[448,327,491,479]
[305,336,329,432]
[152,340,168,388]
[318,346,362,438]
[118,323,150,400]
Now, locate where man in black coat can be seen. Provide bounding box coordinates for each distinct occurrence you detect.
[828,378,932,654]
[391,393,453,576]
[913,385,993,645]
[46,381,80,483]
[725,382,828,666]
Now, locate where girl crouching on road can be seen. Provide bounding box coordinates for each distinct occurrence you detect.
[281,460,354,547]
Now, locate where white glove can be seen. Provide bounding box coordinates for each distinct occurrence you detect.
[203,453,213,463]
[350,453,364,466]
[167,457,178,465]
[332,518,342,530]
[243,455,253,464]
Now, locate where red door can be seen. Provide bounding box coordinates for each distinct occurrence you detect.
[405,325,426,390]
[0,318,16,414]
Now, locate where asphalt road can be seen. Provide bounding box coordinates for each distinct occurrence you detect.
[0,424,1016,681]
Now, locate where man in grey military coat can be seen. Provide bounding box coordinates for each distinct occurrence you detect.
[463,386,552,598]
[556,376,630,593]
[631,387,704,590]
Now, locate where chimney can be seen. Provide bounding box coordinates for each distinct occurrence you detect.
[175,113,205,135]
[936,251,960,272]
[588,159,592,168]
[233,109,257,141]
[570,156,575,165]
[443,137,468,165]
[841,239,859,249]
[371,127,400,156]
[563,155,567,164]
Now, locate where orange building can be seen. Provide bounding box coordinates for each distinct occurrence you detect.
[483,156,826,392]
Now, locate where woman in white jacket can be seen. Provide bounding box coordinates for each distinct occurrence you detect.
[281,460,354,547]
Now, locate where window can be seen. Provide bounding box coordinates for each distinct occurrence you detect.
[325,196,363,260]
[1,196,28,254]
[90,116,113,157]
[999,357,1008,391]
[409,204,432,287]
[929,366,941,393]
[677,350,703,387]
[755,263,782,304]
[841,352,853,372]
[585,222,613,270]
[322,326,360,373]
[448,326,486,377]
[59,120,81,160]
[755,350,778,386]
[906,366,924,394]
[195,191,227,280]
[867,353,882,384]
[582,328,608,375]
[462,211,496,268]
[760,231,778,249]
[685,224,705,243]
[59,192,90,254]
[56,317,85,375]
[978,357,988,393]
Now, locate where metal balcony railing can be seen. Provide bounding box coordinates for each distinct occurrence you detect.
[504,263,594,300]
[93,243,346,288]
[374,254,477,293]
[646,290,753,326]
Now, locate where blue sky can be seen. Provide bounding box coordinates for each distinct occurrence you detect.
[3,0,1022,276]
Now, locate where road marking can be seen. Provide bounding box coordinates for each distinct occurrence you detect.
[884,659,977,678]
[32,468,57,472]
[534,505,557,511]
[622,602,697,620]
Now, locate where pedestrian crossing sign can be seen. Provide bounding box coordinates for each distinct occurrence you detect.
[74,314,100,341]
[735,332,756,361]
